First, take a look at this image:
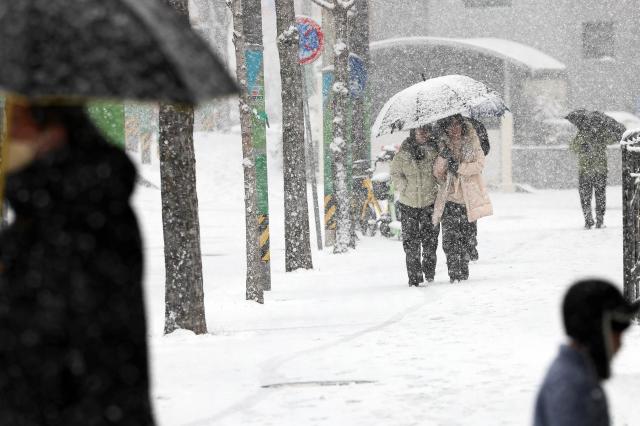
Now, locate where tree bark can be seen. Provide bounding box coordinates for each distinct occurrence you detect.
[160,0,207,334]
[274,0,314,270]
[330,3,352,253]
[311,0,355,253]
[230,0,265,302]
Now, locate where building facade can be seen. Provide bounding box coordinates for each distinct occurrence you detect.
[370,0,640,115]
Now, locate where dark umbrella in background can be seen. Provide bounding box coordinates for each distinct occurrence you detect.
[565,109,626,142]
[0,0,238,202]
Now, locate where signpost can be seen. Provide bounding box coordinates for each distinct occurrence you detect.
[243,0,271,291]
[296,16,324,250]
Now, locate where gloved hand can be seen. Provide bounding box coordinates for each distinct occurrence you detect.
[447,158,459,175]
[439,146,453,160]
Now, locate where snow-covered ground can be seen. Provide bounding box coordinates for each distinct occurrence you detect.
[133,131,640,426]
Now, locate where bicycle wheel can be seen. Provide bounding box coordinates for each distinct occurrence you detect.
[360,205,376,236]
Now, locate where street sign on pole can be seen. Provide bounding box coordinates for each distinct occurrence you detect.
[349,53,367,99]
[296,15,325,249]
[296,16,324,65]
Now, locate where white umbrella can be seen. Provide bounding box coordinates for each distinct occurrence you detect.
[372,74,508,137]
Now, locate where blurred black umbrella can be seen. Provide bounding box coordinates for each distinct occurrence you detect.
[0,0,237,104]
[566,110,626,142]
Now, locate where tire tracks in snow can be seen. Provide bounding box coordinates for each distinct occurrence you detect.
[182,286,439,426]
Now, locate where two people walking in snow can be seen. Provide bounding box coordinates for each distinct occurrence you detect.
[391,114,492,285]
[534,279,639,426]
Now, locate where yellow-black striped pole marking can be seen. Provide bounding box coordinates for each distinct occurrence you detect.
[258,214,270,263]
[324,194,337,230]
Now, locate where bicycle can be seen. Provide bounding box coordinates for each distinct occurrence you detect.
[352,146,399,238]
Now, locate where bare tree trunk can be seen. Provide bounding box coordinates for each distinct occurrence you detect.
[230,0,265,303]
[274,0,314,271]
[160,0,207,334]
[312,0,355,253]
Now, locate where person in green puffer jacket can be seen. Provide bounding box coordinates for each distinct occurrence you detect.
[569,129,617,229]
[390,125,440,286]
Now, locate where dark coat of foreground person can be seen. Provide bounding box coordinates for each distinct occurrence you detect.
[0,106,155,425]
[533,279,639,426]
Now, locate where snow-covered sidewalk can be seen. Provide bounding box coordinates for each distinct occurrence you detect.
[134,133,640,425]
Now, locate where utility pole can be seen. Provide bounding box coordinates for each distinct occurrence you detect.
[321,7,336,247]
[349,0,371,170]
[243,0,272,290]
[229,0,264,303]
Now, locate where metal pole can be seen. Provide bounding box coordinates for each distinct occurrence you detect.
[501,60,514,192]
[244,0,271,290]
[302,65,324,250]
[322,7,336,247]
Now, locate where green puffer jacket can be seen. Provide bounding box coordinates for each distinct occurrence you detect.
[569,131,616,175]
[390,138,439,208]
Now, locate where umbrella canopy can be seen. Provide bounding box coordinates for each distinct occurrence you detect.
[372,75,508,137]
[0,0,237,104]
[621,128,640,145]
[565,110,626,142]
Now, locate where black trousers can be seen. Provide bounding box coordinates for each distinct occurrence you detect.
[578,172,607,223]
[399,203,440,284]
[442,202,473,280]
[467,221,478,260]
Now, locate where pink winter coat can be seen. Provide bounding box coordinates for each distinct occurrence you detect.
[432,122,493,225]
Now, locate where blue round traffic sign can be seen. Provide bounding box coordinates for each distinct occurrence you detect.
[296,16,324,65]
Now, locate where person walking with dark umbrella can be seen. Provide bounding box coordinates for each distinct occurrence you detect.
[567,111,622,229]
[534,278,639,426]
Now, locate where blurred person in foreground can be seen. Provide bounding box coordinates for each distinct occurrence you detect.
[0,102,155,425]
[534,278,639,426]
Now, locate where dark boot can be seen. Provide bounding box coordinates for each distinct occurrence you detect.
[468,246,479,262]
[585,213,594,229]
[460,261,469,281]
[596,216,604,229]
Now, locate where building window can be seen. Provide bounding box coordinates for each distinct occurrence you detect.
[583,22,615,59]
[464,0,511,7]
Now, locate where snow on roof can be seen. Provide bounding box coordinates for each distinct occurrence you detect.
[371,37,566,77]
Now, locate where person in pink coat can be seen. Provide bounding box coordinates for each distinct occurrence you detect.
[432,115,493,282]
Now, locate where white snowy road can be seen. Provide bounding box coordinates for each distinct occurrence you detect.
[134,133,640,425]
